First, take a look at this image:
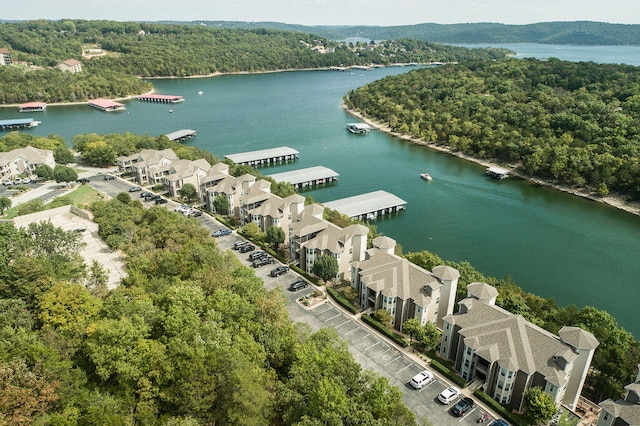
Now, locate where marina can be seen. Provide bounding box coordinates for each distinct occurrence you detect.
[225,146,299,166]
[165,129,197,142]
[0,118,41,130]
[267,165,339,189]
[346,122,372,134]
[137,94,184,103]
[323,190,407,220]
[19,102,47,112]
[87,99,126,112]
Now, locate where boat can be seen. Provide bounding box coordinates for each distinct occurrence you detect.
[420,173,432,181]
[346,123,372,134]
[198,91,203,95]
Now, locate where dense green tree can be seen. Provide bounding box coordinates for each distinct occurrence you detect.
[402,318,423,344]
[178,183,197,201]
[266,226,285,250]
[53,145,75,165]
[53,165,78,186]
[33,164,54,181]
[311,254,339,283]
[212,194,230,215]
[523,387,557,425]
[0,197,11,215]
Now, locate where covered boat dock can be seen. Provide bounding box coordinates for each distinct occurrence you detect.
[346,123,372,134]
[19,102,47,112]
[225,146,299,167]
[138,94,184,103]
[88,99,126,112]
[324,190,407,220]
[267,166,339,189]
[486,166,510,180]
[165,129,197,142]
[0,118,41,130]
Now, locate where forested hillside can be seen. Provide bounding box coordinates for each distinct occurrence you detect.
[0,20,509,104]
[0,198,415,425]
[345,58,640,200]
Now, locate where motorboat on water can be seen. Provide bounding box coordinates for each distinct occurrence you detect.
[420,173,432,181]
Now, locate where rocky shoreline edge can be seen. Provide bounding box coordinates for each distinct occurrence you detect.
[343,104,640,218]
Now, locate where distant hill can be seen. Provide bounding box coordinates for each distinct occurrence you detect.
[171,20,640,45]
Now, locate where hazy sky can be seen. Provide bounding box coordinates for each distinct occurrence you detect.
[5,0,639,26]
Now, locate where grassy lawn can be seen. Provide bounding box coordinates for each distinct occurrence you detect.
[1,185,105,219]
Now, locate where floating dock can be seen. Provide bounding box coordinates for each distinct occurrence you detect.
[225,146,299,167]
[19,102,47,112]
[324,190,406,220]
[347,123,372,134]
[0,118,41,130]
[268,166,339,189]
[137,94,184,103]
[486,166,510,180]
[88,99,126,112]
[165,129,197,142]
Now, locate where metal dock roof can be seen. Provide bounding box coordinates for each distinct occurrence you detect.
[225,146,299,165]
[324,190,407,218]
[0,118,36,126]
[165,129,197,141]
[267,166,339,185]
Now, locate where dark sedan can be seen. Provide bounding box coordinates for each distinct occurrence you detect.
[451,397,474,417]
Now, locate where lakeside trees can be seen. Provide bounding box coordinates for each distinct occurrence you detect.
[345,58,640,200]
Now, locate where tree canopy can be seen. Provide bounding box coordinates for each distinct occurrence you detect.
[346,58,640,200]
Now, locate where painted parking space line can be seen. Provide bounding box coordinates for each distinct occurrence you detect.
[324,313,342,322]
[364,341,381,351]
[343,328,360,336]
[460,407,476,422]
[384,354,402,366]
[333,319,351,328]
[396,364,413,375]
[315,306,333,315]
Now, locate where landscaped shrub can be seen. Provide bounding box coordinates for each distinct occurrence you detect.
[361,314,409,347]
[428,358,467,388]
[473,389,527,426]
[327,287,359,314]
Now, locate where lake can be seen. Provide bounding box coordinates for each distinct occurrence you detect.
[2,44,640,337]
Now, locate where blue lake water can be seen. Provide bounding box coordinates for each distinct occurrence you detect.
[2,44,640,336]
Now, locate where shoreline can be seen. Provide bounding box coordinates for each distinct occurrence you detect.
[0,89,156,109]
[343,104,640,218]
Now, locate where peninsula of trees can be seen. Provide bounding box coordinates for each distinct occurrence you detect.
[0,20,509,104]
[344,58,640,201]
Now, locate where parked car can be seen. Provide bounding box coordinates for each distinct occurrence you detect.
[270,265,289,277]
[288,279,309,291]
[212,228,232,237]
[408,370,434,389]
[252,256,274,268]
[2,180,12,186]
[450,397,474,417]
[238,244,255,253]
[21,177,31,184]
[233,240,249,249]
[175,204,191,213]
[248,251,268,261]
[154,198,168,204]
[140,191,153,198]
[438,386,461,404]
[129,186,142,192]
[187,209,202,217]
[103,174,115,180]
[489,420,509,426]
[145,194,161,202]
[76,177,89,184]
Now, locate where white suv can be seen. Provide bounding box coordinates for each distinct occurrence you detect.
[438,386,461,404]
[408,370,434,389]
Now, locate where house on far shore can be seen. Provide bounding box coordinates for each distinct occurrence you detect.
[0,47,12,65]
[596,365,640,426]
[57,59,82,73]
